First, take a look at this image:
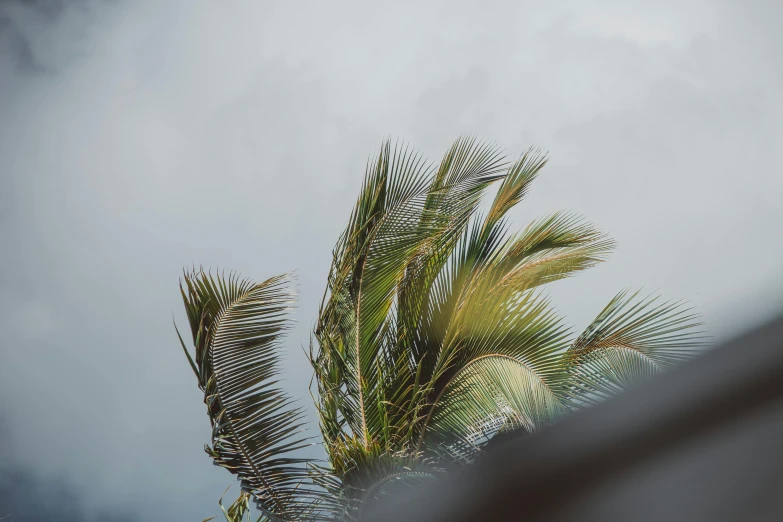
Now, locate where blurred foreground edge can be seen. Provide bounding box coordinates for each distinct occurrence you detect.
[368,315,783,522]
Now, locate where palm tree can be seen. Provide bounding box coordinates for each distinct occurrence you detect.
[176,137,703,521]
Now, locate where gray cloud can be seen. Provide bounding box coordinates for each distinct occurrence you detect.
[0,465,135,522]
[1,0,781,520]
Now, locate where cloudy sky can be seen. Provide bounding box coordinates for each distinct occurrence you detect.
[0,0,781,520]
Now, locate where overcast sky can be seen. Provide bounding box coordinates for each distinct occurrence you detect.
[0,0,781,520]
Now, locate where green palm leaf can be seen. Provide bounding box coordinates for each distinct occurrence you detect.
[423,354,566,463]
[480,147,548,237]
[178,270,318,520]
[315,138,507,448]
[567,289,705,406]
[202,488,261,522]
[419,280,571,457]
[490,211,615,290]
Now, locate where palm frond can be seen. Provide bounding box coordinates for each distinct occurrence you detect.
[419,281,571,457]
[398,137,507,365]
[179,269,318,520]
[315,138,507,448]
[203,487,263,522]
[488,211,615,291]
[414,211,610,390]
[315,140,435,446]
[439,281,570,383]
[481,147,548,237]
[567,289,705,406]
[423,354,566,463]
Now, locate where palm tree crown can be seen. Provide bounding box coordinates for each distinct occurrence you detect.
[177,137,703,521]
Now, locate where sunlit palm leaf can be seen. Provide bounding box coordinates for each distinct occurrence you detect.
[489,211,615,290]
[423,355,567,463]
[419,283,571,458]
[316,138,508,449]
[415,211,611,392]
[398,137,506,366]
